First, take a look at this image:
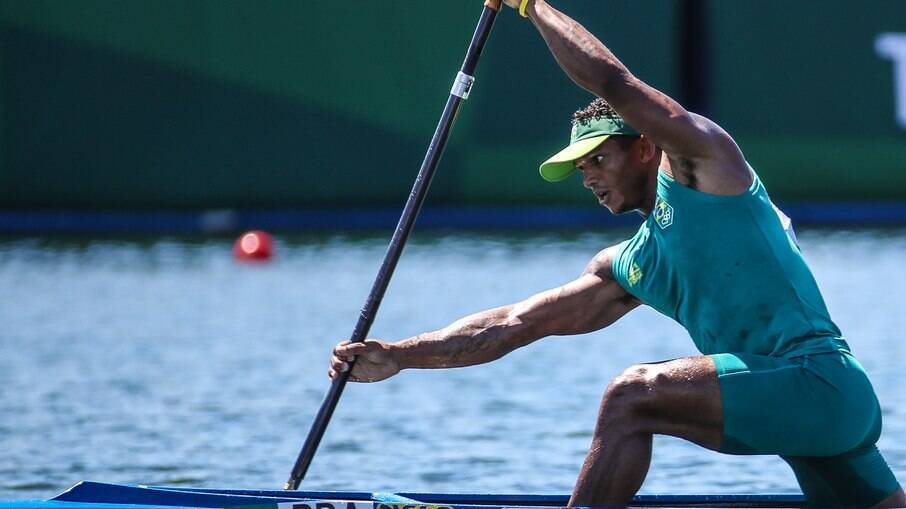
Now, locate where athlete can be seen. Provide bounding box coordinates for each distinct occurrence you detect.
[329,1,905,506]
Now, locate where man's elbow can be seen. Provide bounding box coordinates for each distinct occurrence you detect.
[505,297,553,345]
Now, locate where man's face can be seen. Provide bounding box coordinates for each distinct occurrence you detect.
[574,137,651,214]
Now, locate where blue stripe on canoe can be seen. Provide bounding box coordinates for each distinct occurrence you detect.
[53,483,311,507]
[48,482,806,508]
[2,502,207,509]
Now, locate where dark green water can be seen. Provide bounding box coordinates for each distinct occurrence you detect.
[1,228,904,499]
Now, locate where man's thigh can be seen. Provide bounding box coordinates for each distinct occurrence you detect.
[711,350,879,456]
[640,351,901,507]
[616,355,723,451]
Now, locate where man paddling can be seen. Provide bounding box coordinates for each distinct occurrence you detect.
[330,1,905,507]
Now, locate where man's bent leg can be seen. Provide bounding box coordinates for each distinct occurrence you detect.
[569,356,723,507]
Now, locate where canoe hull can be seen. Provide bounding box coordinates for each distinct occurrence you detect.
[1,482,806,509]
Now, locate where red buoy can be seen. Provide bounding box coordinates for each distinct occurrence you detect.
[233,230,274,261]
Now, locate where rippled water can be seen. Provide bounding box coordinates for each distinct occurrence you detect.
[1,228,904,500]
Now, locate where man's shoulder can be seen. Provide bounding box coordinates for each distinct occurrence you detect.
[582,244,621,279]
[583,236,647,281]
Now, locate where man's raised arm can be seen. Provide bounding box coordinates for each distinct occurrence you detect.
[328,246,639,382]
[510,0,750,193]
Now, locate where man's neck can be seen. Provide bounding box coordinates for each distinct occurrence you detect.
[637,158,662,217]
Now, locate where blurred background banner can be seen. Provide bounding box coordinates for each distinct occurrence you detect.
[0,1,903,219]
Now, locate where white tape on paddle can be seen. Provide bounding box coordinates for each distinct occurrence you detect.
[451,71,475,99]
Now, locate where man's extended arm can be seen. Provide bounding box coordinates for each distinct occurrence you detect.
[329,246,639,382]
[512,0,750,194]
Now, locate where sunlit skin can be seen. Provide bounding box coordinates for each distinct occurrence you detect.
[573,136,661,217]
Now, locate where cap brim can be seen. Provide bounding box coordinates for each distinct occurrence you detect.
[539,135,610,182]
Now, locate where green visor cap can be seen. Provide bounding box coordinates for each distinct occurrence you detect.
[539,115,640,182]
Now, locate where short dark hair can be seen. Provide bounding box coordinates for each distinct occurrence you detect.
[571,97,620,126]
[572,98,638,150]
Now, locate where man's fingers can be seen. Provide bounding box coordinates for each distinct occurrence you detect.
[331,340,390,382]
[334,349,355,362]
[328,360,352,379]
[330,354,350,372]
[328,367,357,381]
[333,340,360,360]
[335,341,375,358]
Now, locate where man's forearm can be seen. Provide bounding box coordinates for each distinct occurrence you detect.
[391,304,536,369]
[527,1,631,100]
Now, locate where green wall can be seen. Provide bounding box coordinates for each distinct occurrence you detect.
[708,1,906,201]
[0,1,903,210]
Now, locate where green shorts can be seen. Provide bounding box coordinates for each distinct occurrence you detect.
[711,349,901,507]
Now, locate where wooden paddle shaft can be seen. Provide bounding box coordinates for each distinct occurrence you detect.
[285,3,502,490]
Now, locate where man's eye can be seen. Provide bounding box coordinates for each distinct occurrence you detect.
[595,155,605,164]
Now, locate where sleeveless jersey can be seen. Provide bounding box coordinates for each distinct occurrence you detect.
[612,167,848,357]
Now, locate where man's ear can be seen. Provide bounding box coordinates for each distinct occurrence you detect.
[637,135,658,163]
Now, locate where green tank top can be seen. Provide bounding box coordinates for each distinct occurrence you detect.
[613,166,848,358]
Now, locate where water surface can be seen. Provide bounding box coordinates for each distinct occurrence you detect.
[1,228,904,499]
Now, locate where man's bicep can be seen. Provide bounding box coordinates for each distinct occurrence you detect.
[513,248,639,337]
[547,273,639,335]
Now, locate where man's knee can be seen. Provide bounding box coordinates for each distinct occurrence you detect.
[601,364,662,420]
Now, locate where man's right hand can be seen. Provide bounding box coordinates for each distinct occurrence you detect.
[328,339,400,383]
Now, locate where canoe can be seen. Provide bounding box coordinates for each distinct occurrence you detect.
[1,482,805,509]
